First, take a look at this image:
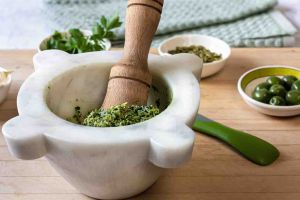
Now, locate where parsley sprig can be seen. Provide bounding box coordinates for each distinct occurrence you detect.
[46,15,122,54]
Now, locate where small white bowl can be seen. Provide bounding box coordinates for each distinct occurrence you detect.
[158,34,231,78]
[38,30,111,52]
[238,65,300,117]
[0,67,12,104]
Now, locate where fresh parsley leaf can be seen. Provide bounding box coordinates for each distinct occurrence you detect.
[92,25,104,37]
[100,16,107,27]
[107,14,122,30]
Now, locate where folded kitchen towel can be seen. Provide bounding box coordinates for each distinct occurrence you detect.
[152,10,297,47]
[42,0,297,47]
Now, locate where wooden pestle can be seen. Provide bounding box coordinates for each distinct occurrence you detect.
[102,0,164,109]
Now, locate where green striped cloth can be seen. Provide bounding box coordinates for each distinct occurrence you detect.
[42,0,297,47]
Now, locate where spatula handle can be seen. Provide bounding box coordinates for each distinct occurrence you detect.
[193,115,280,166]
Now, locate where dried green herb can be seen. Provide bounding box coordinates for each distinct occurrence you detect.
[155,98,161,108]
[168,45,222,63]
[68,103,160,127]
[67,106,83,124]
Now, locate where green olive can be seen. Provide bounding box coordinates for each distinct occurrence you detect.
[254,82,271,91]
[291,80,300,91]
[269,96,286,106]
[286,90,300,105]
[252,88,272,103]
[282,75,297,89]
[269,84,286,98]
[266,76,284,86]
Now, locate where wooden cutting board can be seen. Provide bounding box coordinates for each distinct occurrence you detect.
[0,48,300,200]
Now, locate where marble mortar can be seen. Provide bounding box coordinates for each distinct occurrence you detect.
[2,50,202,199]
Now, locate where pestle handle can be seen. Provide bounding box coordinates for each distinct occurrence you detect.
[102,0,164,109]
[122,0,164,68]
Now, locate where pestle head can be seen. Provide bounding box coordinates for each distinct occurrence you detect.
[101,63,152,109]
[101,0,164,109]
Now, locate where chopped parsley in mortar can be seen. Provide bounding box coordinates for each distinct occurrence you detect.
[68,103,160,127]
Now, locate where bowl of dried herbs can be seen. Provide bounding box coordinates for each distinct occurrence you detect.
[158,34,231,78]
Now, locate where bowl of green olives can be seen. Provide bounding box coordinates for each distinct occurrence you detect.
[238,65,300,117]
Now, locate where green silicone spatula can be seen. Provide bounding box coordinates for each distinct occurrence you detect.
[192,114,280,166]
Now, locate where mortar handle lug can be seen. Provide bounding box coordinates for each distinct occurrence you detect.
[148,118,195,168]
[2,116,47,160]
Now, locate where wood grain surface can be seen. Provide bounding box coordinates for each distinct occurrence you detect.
[0,48,300,200]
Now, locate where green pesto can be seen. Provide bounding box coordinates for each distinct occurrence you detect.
[68,103,160,127]
[168,45,222,63]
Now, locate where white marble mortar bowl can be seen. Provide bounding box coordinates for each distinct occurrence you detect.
[2,50,202,199]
